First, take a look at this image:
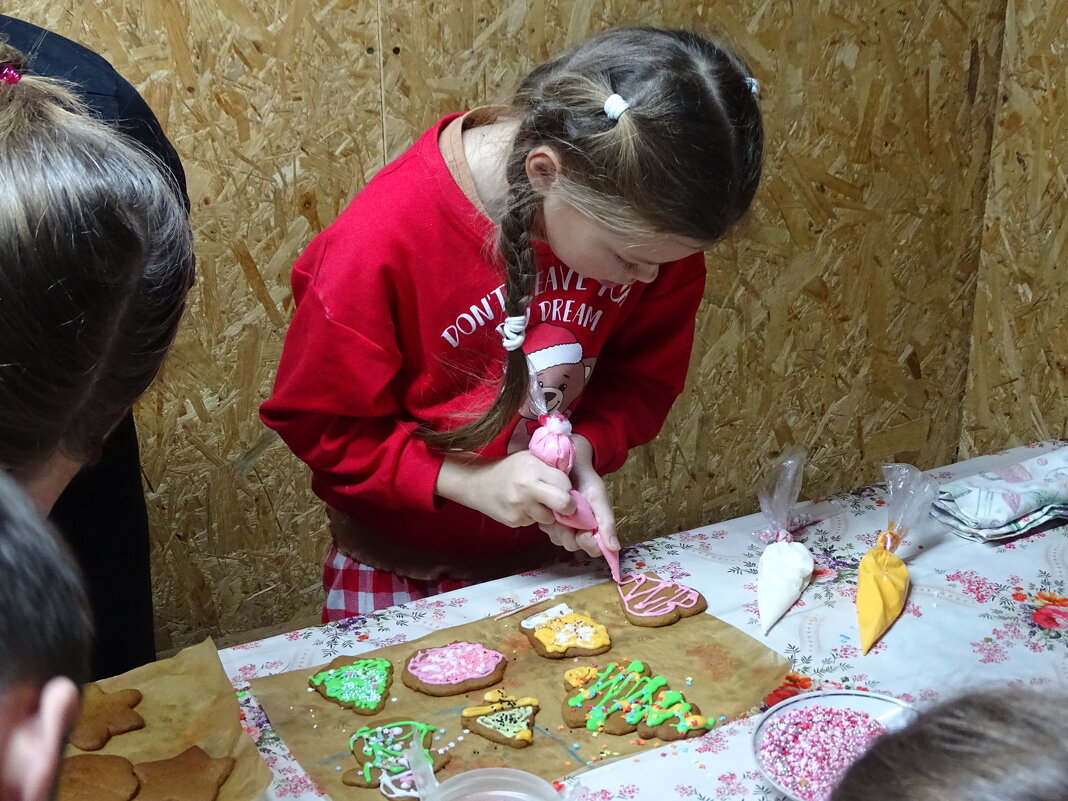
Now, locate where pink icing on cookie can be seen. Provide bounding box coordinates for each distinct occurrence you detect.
[406,642,505,685]
[619,572,701,617]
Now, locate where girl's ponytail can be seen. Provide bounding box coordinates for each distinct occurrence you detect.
[0,40,193,477]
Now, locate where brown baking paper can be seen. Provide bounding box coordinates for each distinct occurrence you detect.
[252,580,790,798]
[65,638,272,801]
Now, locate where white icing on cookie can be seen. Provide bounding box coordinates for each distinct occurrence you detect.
[520,602,574,630]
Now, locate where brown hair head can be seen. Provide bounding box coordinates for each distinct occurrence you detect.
[831,688,1068,801]
[421,26,763,451]
[0,42,193,478]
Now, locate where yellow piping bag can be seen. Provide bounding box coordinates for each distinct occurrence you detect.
[857,464,937,654]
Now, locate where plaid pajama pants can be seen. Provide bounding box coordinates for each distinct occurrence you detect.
[321,542,477,623]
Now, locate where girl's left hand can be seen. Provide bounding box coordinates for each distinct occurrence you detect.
[539,434,619,558]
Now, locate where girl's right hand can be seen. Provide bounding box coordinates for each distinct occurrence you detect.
[436,451,576,528]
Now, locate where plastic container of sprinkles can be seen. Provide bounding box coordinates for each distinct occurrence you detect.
[751,690,918,801]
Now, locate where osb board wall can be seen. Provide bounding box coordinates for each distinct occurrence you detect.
[17,0,1006,647]
[960,0,1068,455]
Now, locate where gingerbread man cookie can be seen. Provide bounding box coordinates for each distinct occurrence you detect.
[132,746,235,801]
[68,685,144,751]
[57,754,139,801]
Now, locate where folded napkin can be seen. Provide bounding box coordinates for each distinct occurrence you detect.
[930,446,1068,541]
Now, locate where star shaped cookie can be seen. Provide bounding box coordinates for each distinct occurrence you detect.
[133,746,235,801]
[68,685,145,751]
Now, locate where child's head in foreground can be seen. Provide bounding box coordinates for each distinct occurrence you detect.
[0,468,92,801]
[831,687,1068,801]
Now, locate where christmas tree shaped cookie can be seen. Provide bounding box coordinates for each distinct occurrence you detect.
[308,656,393,715]
[461,689,540,748]
[562,660,711,741]
[343,719,450,789]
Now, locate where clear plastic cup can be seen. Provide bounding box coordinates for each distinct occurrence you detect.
[428,767,562,801]
[405,742,575,801]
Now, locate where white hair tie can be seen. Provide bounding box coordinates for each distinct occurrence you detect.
[498,313,529,352]
[745,77,761,97]
[604,93,631,120]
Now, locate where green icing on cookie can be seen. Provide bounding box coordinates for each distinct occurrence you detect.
[350,720,437,785]
[567,660,710,734]
[309,658,391,711]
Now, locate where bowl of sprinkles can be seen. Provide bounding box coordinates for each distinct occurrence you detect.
[752,690,917,801]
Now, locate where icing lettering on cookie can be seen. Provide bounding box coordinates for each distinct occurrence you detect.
[406,642,505,685]
[532,612,610,653]
[309,658,391,710]
[566,660,710,735]
[619,572,701,617]
[519,602,574,630]
[350,720,437,786]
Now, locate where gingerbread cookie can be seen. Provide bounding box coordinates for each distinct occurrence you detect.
[401,641,506,696]
[57,754,139,801]
[309,656,393,715]
[132,746,235,801]
[524,611,610,659]
[461,689,540,748]
[343,719,450,789]
[518,602,574,631]
[618,572,707,627]
[68,684,144,751]
[562,659,711,741]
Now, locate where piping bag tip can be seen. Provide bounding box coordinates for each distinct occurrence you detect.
[553,491,621,584]
[594,531,622,584]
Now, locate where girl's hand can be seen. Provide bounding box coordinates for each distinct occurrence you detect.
[540,435,619,557]
[436,451,576,528]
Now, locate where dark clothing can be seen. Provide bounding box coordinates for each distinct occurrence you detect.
[1,15,189,678]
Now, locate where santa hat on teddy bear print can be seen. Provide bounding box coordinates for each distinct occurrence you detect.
[524,323,583,373]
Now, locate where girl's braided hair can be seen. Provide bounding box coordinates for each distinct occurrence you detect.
[421,26,763,452]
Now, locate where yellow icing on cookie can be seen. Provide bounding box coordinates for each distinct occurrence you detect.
[532,612,610,653]
[462,689,540,743]
[462,689,539,717]
[564,666,600,688]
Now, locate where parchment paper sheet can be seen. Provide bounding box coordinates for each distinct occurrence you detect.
[64,638,272,801]
[252,581,790,799]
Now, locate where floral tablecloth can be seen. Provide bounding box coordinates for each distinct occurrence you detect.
[219,442,1068,801]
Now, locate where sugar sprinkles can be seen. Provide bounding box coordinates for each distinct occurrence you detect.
[758,705,886,801]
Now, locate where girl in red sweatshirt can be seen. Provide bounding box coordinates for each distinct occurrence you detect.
[261,26,764,621]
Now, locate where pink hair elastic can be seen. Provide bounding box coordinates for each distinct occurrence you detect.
[0,65,22,85]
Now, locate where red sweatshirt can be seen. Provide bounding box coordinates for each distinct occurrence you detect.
[261,114,706,569]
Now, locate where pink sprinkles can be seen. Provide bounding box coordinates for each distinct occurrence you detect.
[758,705,886,801]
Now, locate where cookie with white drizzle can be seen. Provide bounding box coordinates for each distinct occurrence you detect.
[617,571,707,627]
[461,689,541,748]
[342,719,449,789]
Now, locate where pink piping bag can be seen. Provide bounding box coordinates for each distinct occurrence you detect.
[525,374,621,583]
